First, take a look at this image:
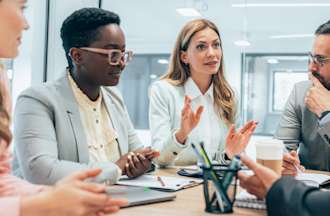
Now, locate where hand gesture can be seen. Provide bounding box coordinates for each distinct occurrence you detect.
[282,150,305,176]
[238,154,279,199]
[305,73,330,117]
[225,121,258,159]
[176,96,204,144]
[21,169,128,216]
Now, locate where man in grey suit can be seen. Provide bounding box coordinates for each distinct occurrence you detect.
[12,8,158,185]
[276,20,330,173]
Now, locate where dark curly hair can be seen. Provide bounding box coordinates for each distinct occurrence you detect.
[60,8,120,69]
[315,20,330,35]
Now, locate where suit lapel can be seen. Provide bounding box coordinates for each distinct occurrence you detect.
[101,87,125,156]
[56,75,89,162]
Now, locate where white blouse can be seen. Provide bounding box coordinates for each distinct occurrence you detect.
[149,78,230,166]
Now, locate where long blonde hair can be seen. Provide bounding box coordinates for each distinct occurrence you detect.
[0,63,12,145]
[161,19,236,126]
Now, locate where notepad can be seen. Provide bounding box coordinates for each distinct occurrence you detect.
[234,190,266,210]
[295,173,330,188]
[117,174,203,191]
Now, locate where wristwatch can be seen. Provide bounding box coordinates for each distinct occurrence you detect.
[319,110,330,120]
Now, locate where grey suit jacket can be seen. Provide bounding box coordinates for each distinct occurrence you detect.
[275,80,330,171]
[12,75,142,185]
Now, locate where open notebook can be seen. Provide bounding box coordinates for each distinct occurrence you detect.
[117,174,203,191]
[234,190,266,210]
[295,173,330,188]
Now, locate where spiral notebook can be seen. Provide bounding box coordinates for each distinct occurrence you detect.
[234,190,266,210]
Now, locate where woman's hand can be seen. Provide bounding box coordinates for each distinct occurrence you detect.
[225,120,258,159]
[175,96,204,144]
[21,169,128,216]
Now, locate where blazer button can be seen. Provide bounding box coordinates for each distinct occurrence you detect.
[173,151,178,156]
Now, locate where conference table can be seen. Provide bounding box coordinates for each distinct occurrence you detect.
[116,167,267,216]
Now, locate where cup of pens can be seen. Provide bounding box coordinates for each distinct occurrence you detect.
[192,142,241,214]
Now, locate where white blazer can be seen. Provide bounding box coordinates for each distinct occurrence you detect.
[149,78,229,167]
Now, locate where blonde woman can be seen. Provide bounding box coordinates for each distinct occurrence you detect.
[149,19,257,166]
[0,0,127,215]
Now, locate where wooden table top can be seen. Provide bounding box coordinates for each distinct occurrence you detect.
[115,167,267,216]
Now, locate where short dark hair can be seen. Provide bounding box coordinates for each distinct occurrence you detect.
[60,8,120,69]
[315,20,330,35]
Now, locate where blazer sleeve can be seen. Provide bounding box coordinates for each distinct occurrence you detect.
[274,84,301,151]
[266,176,330,216]
[13,93,120,185]
[149,82,191,167]
[317,114,330,146]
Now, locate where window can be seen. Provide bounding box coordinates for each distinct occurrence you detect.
[242,54,309,135]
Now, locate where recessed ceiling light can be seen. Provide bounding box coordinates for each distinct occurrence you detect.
[270,34,314,39]
[157,59,169,64]
[234,40,251,47]
[267,58,279,64]
[232,3,330,8]
[176,8,201,17]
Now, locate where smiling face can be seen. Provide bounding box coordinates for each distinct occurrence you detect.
[180,27,222,79]
[0,0,29,58]
[74,24,126,86]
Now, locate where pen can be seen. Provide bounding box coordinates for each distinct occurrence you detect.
[283,148,303,174]
[157,176,165,187]
[191,143,207,166]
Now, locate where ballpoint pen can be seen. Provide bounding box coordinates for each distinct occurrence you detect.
[157,176,165,187]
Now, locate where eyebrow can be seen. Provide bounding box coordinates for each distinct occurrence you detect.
[196,38,220,43]
[103,43,125,50]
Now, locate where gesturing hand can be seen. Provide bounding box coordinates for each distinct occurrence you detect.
[175,96,204,144]
[225,120,258,159]
[305,72,330,117]
[238,154,279,200]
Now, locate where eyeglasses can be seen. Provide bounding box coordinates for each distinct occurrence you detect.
[308,52,330,67]
[79,47,133,65]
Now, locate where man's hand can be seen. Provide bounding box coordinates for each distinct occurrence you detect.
[282,151,305,176]
[238,154,280,199]
[305,73,330,117]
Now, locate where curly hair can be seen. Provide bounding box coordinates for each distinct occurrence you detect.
[60,8,120,69]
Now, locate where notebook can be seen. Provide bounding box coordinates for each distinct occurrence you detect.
[117,174,203,191]
[234,190,266,210]
[295,173,330,188]
[106,185,176,207]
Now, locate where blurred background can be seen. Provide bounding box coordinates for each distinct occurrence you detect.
[4,0,329,143]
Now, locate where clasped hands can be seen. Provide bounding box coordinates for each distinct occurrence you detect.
[115,147,160,178]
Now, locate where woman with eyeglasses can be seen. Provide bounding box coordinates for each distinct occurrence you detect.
[12,7,159,186]
[0,1,128,215]
[149,19,257,166]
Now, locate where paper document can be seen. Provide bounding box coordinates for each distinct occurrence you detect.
[295,173,330,188]
[117,174,203,191]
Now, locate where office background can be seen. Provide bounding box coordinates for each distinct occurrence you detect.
[7,0,330,137]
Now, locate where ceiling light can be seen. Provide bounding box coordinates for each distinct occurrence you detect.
[157,59,169,64]
[270,34,314,39]
[150,74,158,79]
[267,59,279,64]
[232,3,330,8]
[234,40,251,47]
[176,8,201,17]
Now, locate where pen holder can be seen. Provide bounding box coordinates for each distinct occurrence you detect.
[201,164,240,214]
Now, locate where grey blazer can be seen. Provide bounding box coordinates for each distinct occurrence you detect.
[12,75,142,185]
[275,80,330,171]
